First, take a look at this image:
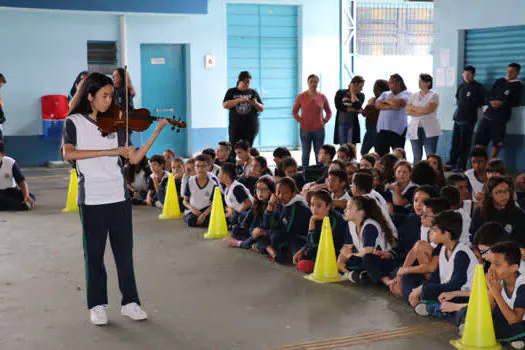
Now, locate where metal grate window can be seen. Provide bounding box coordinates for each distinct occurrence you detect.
[354,0,433,56]
[87,41,118,75]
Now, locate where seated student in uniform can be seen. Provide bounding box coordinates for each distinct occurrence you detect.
[0,142,35,211]
[145,155,170,209]
[359,154,376,170]
[381,185,438,297]
[215,141,236,166]
[393,148,406,160]
[224,176,275,252]
[327,169,351,214]
[202,148,220,176]
[272,147,292,178]
[238,156,272,194]
[440,186,472,245]
[302,144,336,185]
[395,198,451,302]
[387,160,418,216]
[409,210,477,318]
[447,174,474,217]
[293,190,352,274]
[218,162,253,225]
[181,157,196,196]
[301,160,346,203]
[464,147,488,202]
[263,177,312,263]
[163,149,175,172]
[234,140,254,177]
[183,155,220,227]
[337,196,397,284]
[170,157,185,209]
[280,157,306,191]
[336,145,354,164]
[124,153,150,205]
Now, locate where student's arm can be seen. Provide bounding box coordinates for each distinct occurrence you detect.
[11,163,32,204]
[322,95,332,123]
[487,271,525,324]
[292,95,302,122]
[146,190,155,206]
[355,224,378,257]
[393,186,410,207]
[439,289,471,303]
[128,120,168,165]
[332,199,348,210]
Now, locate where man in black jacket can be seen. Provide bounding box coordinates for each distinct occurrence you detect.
[474,63,524,159]
[447,66,485,172]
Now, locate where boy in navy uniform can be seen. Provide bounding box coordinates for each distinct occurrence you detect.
[145,155,169,208]
[183,155,220,227]
[218,162,253,224]
[475,63,524,159]
[447,66,485,172]
[0,142,35,210]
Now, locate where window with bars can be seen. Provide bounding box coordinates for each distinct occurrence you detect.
[87,41,118,75]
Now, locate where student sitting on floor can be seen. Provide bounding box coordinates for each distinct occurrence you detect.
[280,157,306,191]
[215,141,236,166]
[238,156,272,194]
[336,144,355,164]
[263,177,312,263]
[409,211,477,314]
[327,169,351,214]
[170,157,185,209]
[464,147,487,202]
[124,153,151,205]
[202,148,220,176]
[359,154,376,169]
[218,162,253,225]
[293,190,352,274]
[302,144,336,185]
[446,174,474,217]
[301,160,345,200]
[145,155,170,209]
[440,186,472,246]
[183,155,220,227]
[338,196,397,284]
[181,157,196,196]
[223,176,275,252]
[0,142,35,211]
[387,160,418,216]
[272,147,292,178]
[234,140,254,177]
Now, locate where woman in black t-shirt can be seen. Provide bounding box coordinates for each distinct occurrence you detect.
[222,71,264,147]
[112,68,136,111]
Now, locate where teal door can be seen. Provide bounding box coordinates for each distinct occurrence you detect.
[138,44,187,157]
[227,4,299,150]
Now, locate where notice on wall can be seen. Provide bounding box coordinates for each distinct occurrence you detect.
[446,68,456,87]
[436,68,445,87]
[151,58,166,65]
[439,48,451,68]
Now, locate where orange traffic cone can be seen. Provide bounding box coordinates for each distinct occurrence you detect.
[62,168,79,213]
[159,173,183,220]
[450,264,501,349]
[204,186,229,239]
[304,216,343,284]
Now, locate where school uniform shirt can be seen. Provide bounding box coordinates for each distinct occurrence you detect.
[470,207,525,247]
[291,173,306,191]
[453,80,486,125]
[304,210,352,260]
[388,181,418,207]
[462,200,474,218]
[62,114,130,205]
[364,190,399,238]
[406,90,442,140]
[376,90,411,136]
[425,243,477,292]
[0,156,24,190]
[263,195,311,239]
[464,169,485,202]
[148,171,170,193]
[500,274,525,321]
[349,218,392,253]
[129,169,149,191]
[240,205,267,231]
[183,174,220,213]
[456,208,472,247]
[224,180,253,213]
[485,79,524,122]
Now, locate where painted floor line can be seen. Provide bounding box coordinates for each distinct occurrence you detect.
[26,174,68,180]
[271,321,454,350]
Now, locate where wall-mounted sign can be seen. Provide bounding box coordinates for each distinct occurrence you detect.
[151,58,166,65]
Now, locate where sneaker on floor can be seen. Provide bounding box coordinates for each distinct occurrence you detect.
[359,270,369,282]
[155,201,163,209]
[414,302,430,317]
[458,323,464,337]
[90,305,108,326]
[121,302,148,321]
[511,341,525,350]
[347,270,361,283]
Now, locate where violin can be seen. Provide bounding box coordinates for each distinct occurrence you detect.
[97,105,187,134]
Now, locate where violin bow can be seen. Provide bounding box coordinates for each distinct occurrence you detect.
[124,65,129,147]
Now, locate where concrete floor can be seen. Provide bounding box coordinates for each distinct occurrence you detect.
[0,168,458,350]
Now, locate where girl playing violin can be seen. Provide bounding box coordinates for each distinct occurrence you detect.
[62,72,168,326]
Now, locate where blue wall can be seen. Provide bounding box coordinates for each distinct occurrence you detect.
[434,0,525,172]
[0,0,340,165]
[0,0,207,14]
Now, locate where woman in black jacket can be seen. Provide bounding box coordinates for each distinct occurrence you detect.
[334,76,365,146]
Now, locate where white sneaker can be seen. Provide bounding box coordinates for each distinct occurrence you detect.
[155,201,163,209]
[511,341,525,350]
[121,302,148,321]
[90,305,108,326]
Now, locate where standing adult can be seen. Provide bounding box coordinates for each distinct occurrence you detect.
[292,74,332,167]
[447,66,485,172]
[0,73,5,142]
[375,74,411,157]
[474,63,524,159]
[112,68,136,111]
[334,76,365,146]
[361,79,390,155]
[406,74,441,163]
[222,71,264,148]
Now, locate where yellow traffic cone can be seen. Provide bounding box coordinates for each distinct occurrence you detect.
[450,264,501,349]
[304,216,343,284]
[204,186,229,239]
[159,173,183,220]
[62,168,79,213]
